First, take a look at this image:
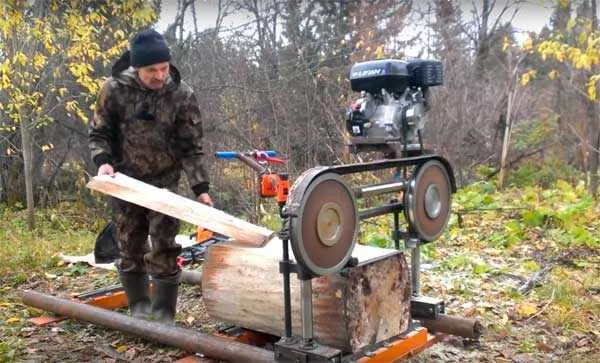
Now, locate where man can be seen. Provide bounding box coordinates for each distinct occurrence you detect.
[89,29,212,324]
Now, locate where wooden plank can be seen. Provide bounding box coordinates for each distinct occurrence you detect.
[86,173,274,247]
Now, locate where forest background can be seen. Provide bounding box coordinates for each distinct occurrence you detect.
[0,0,598,361]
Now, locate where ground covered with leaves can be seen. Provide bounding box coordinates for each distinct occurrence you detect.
[1,174,598,362]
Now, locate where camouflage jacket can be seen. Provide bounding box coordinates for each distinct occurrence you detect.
[89,58,209,195]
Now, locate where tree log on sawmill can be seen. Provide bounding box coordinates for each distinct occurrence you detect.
[202,240,411,353]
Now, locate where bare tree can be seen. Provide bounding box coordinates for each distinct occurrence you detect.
[462,0,524,75]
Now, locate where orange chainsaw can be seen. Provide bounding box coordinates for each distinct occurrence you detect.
[191,150,288,253]
[215,150,290,210]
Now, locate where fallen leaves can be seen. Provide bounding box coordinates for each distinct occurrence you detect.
[93,345,121,360]
[536,341,554,352]
[516,302,538,319]
[576,337,591,347]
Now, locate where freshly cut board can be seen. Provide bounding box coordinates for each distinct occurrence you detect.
[86,173,274,247]
[203,240,411,353]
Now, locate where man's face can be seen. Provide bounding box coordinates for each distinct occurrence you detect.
[137,62,169,90]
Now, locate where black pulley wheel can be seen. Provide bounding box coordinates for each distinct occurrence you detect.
[404,160,452,242]
[287,169,358,277]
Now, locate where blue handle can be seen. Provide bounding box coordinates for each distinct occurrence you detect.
[215,151,238,159]
[215,150,277,159]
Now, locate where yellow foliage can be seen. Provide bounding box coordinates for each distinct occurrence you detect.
[5,317,20,324]
[538,29,600,101]
[502,36,510,52]
[586,78,598,101]
[65,101,79,113]
[549,70,559,80]
[522,36,533,51]
[0,59,11,90]
[13,52,28,66]
[373,44,385,59]
[520,69,537,86]
[516,302,538,319]
[32,54,47,72]
[0,0,157,128]
[566,18,576,32]
[114,29,125,40]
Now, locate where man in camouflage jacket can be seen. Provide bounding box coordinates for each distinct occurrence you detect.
[89,29,212,324]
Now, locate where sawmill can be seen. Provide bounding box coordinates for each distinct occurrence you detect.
[22,58,483,362]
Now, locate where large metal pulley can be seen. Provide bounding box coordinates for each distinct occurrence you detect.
[404,160,452,242]
[287,168,358,277]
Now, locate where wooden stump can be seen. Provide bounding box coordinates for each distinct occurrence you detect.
[202,240,410,353]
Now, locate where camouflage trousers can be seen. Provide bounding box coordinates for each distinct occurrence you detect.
[111,191,181,278]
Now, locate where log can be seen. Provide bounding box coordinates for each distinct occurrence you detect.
[22,290,275,362]
[86,173,274,247]
[202,239,411,353]
[417,314,483,339]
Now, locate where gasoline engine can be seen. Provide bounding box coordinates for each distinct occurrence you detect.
[345,59,443,155]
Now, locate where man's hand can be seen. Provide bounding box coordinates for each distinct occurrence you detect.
[198,193,214,207]
[97,163,115,176]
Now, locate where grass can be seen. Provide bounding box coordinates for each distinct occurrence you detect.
[0,202,102,285]
[538,266,600,331]
[0,163,599,361]
[0,202,109,361]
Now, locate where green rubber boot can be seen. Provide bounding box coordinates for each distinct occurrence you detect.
[119,272,152,320]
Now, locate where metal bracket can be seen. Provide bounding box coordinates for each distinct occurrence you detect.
[411,295,445,320]
[279,259,300,275]
[274,339,342,362]
[404,237,419,249]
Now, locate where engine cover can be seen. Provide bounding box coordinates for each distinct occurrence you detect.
[349,59,443,94]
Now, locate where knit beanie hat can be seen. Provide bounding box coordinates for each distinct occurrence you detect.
[130,29,171,68]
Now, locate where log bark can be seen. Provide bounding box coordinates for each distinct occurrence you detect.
[86,173,274,247]
[202,240,410,353]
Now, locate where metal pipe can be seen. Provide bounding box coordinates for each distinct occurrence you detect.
[282,238,292,339]
[359,202,403,220]
[417,314,483,339]
[22,290,274,363]
[355,181,406,198]
[180,270,203,286]
[411,242,421,296]
[393,211,400,250]
[237,153,268,174]
[300,279,314,346]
